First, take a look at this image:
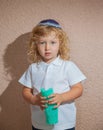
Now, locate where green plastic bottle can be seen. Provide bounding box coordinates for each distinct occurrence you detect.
[41,88,58,125]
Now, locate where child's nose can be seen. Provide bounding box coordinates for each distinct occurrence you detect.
[45,43,50,50]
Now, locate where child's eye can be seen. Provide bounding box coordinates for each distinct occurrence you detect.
[51,41,56,44]
[39,41,46,44]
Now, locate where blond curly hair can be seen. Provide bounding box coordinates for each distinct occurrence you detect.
[28,25,70,63]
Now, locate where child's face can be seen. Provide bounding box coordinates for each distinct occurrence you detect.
[36,31,60,63]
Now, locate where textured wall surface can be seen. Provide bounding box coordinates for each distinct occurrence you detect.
[0,0,103,130]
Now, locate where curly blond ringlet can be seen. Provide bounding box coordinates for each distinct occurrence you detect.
[28,25,70,63]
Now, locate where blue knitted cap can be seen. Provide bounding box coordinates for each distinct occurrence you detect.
[38,19,62,29]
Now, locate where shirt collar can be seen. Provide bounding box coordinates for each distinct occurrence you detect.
[37,56,63,71]
[51,56,62,66]
[42,56,62,66]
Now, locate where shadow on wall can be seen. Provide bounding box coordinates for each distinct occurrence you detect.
[0,33,32,130]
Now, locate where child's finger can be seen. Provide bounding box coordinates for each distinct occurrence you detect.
[40,96,46,100]
[41,104,47,108]
[48,98,57,104]
[53,103,60,108]
[41,100,48,104]
[48,94,55,98]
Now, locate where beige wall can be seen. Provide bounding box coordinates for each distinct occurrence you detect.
[0,0,103,130]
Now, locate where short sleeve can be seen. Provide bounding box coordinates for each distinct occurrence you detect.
[18,65,32,88]
[67,61,86,86]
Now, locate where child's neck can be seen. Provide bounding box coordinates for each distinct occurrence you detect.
[43,56,58,64]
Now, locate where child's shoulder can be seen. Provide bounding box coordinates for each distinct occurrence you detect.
[62,59,79,71]
[30,62,37,66]
[63,59,76,66]
[27,62,39,70]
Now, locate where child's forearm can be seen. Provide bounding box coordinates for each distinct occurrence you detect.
[61,83,83,103]
[22,86,37,105]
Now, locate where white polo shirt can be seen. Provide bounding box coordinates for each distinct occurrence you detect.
[19,57,86,130]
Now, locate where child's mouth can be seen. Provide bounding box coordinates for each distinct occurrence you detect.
[45,52,51,56]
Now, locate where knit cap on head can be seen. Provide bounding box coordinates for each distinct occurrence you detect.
[38,19,62,29]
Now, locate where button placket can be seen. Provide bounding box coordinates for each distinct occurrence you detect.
[41,65,49,89]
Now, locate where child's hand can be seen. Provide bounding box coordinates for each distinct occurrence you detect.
[34,93,48,110]
[48,93,63,108]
